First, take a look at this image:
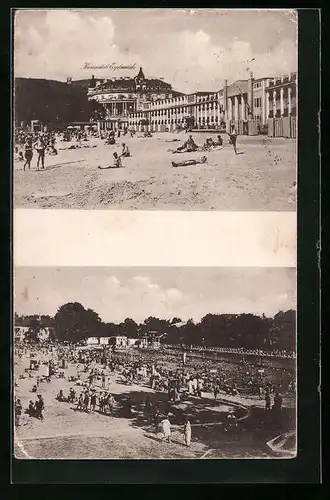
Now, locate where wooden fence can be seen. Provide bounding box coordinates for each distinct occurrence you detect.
[268,116,296,138]
[226,119,259,136]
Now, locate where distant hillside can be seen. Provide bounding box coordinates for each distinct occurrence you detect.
[14,77,91,126]
[70,78,94,89]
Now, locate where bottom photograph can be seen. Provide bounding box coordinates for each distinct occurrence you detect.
[13,267,296,460]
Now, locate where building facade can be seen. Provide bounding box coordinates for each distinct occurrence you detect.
[128,71,297,133]
[87,67,182,131]
[108,336,128,348]
[129,91,224,132]
[265,72,297,118]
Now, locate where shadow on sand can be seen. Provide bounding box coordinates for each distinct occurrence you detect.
[69,386,295,456]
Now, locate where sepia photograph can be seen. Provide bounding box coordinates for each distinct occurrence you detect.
[13,267,296,460]
[13,9,297,211]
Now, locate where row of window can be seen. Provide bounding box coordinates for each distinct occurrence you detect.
[149,104,221,116]
[150,93,218,109]
[130,116,222,125]
[92,92,175,102]
[254,97,262,108]
[268,108,297,118]
[268,88,296,99]
[95,94,136,101]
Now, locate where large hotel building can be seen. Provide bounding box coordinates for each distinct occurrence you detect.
[87,67,297,136]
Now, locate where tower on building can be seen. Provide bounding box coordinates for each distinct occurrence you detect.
[136,67,145,81]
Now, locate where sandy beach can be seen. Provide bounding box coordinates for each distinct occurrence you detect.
[14,132,296,211]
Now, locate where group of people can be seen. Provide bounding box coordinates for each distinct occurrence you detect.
[156,414,192,447]
[15,131,58,171]
[102,129,133,144]
[264,389,283,413]
[56,386,116,415]
[62,129,89,143]
[171,127,238,156]
[14,394,45,426]
[14,340,291,449]
[167,344,296,360]
[98,143,131,170]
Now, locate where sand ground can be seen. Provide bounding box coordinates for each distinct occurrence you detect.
[14,132,296,211]
[14,353,294,460]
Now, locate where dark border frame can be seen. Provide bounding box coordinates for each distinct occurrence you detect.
[4,7,321,484]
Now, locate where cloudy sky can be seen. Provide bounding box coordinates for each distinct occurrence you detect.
[14,267,296,323]
[14,9,297,93]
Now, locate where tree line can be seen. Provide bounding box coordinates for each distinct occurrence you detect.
[14,78,100,126]
[15,302,296,351]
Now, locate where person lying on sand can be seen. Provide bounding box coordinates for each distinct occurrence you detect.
[98,152,123,169]
[172,156,207,168]
[172,135,199,154]
[201,137,216,151]
[201,136,223,151]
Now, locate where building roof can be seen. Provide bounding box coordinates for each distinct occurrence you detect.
[254,76,275,82]
[136,67,145,80]
[194,91,215,96]
[227,80,248,97]
[88,67,173,94]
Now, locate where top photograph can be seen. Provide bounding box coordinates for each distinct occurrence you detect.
[13,9,297,211]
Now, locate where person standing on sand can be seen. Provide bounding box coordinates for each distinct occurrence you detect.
[34,135,46,170]
[184,418,191,447]
[23,137,33,171]
[213,383,219,405]
[108,393,115,415]
[161,415,172,443]
[15,399,22,427]
[228,125,238,154]
[83,391,90,413]
[35,394,44,420]
[90,391,97,412]
[153,408,161,436]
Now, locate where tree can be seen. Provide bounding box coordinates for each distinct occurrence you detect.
[142,316,170,334]
[122,318,138,338]
[270,310,296,350]
[25,316,41,344]
[54,302,102,342]
[181,319,199,346]
[199,314,237,347]
[14,78,91,125]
